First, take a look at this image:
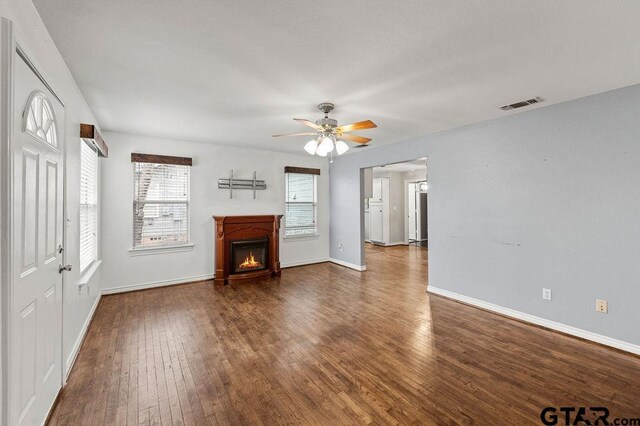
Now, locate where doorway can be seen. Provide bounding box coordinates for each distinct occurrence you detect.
[407,181,428,248]
[362,158,428,267]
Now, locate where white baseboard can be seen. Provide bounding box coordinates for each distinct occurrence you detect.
[368,241,407,247]
[65,293,101,381]
[102,273,214,295]
[428,286,640,356]
[329,258,367,271]
[281,258,329,268]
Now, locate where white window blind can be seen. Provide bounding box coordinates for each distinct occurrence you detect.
[133,161,190,249]
[79,141,98,273]
[285,172,317,237]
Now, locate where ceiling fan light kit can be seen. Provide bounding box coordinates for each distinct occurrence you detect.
[335,140,349,155]
[304,139,319,155]
[273,103,377,157]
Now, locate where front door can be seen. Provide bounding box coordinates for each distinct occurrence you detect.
[10,53,65,425]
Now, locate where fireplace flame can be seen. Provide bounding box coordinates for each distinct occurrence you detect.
[238,251,262,269]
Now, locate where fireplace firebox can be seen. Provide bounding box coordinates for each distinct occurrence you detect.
[231,238,268,274]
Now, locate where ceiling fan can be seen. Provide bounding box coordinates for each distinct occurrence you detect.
[273,103,377,157]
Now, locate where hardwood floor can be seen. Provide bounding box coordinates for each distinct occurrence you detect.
[49,245,640,425]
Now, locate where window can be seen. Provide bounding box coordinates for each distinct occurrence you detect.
[285,167,320,237]
[23,90,58,147]
[132,154,191,250]
[79,141,99,273]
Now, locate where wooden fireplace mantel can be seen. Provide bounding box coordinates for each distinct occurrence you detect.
[213,215,283,285]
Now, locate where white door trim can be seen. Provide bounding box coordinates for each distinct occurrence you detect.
[403,177,426,244]
[14,41,66,108]
[0,17,16,426]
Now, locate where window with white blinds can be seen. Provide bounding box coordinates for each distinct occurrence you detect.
[133,161,190,249]
[79,140,99,273]
[285,172,318,237]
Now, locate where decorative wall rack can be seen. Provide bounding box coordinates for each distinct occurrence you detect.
[218,170,266,199]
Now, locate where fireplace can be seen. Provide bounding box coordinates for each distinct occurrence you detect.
[213,215,282,285]
[231,237,268,274]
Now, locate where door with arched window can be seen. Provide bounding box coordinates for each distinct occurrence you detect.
[10,53,65,426]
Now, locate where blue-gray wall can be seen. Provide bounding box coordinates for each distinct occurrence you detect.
[330,84,640,345]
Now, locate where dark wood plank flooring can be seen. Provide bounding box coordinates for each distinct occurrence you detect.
[48,245,640,425]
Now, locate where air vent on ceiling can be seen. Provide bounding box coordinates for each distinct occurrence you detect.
[500,97,544,111]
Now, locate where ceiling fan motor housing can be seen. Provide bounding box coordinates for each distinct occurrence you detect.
[315,117,338,129]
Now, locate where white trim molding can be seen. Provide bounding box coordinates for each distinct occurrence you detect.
[128,243,194,257]
[0,18,15,426]
[329,258,367,272]
[102,273,214,295]
[428,286,640,356]
[78,260,102,286]
[281,258,329,269]
[386,241,408,247]
[65,293,101,381]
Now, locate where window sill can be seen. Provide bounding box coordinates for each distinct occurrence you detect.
[283,234,320,242]
[79,260,102,286]
[129,243,194,257]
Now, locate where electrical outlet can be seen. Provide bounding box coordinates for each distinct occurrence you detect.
[338,243,343,251]
[596,299,608,314]
[542,288,552,301]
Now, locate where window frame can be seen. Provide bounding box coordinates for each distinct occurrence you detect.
[79,139,99,275]
[130,158,192,253]
[284,170,319,239]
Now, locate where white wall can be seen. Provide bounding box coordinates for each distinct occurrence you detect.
[101,131,329,292]
[331,83,640,349]
[0,0,102,384]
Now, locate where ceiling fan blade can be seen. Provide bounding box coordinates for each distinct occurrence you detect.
[293,118,322,130]
[272,132,318,138]
[335,120,377,133]
[339,133,371,144]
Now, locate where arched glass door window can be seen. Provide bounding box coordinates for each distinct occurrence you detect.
[23,90,58,147]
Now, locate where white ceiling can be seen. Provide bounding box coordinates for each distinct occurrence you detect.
[34,0,640,154]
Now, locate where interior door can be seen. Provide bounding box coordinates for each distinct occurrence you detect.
[415,191,421,241]
[407,183,416,241]
[419,192,428,241]
[10,53,65,426]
